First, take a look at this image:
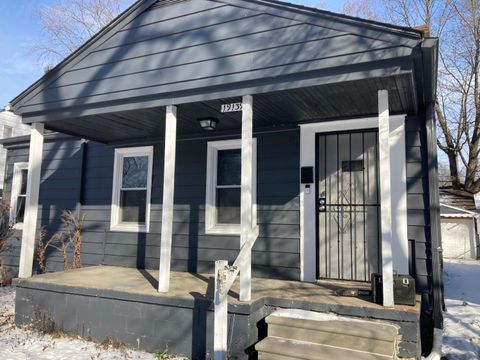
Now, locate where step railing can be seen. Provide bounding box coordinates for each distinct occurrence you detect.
[214,225,259,360]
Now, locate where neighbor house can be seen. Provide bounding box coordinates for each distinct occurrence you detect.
[0,106,30,197]
[440,188,479,260]
[1,0,443,359]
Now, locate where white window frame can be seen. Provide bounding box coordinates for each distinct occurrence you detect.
[205,139,257,235]
[110,146,153,233]
[3,125,12,139]
[10,162,28,229]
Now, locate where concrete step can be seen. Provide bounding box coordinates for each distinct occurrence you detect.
[256,337,394,360]
[266,310,398,343]
[268,322,395,357]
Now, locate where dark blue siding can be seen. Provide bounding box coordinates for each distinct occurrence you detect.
[1,120,431,288]
[80,130,300,279]
[405,115,431,292]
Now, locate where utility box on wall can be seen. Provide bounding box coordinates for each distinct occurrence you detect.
[371,273,416,306]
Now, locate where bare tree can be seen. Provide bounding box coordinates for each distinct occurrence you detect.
[35,0,132,67]
[342,0,379,20]
[341,1,480,192]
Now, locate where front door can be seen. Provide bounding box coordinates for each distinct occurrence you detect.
[316,130,380,281]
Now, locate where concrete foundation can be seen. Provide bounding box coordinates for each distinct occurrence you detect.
[14,266,421,359]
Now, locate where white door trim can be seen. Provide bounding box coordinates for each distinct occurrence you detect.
[299,114,408,282]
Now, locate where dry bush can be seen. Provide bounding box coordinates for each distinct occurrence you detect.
[36,210,85,273]
[61,210,85,269]
[31,305,56,334]
[36,227,55,274]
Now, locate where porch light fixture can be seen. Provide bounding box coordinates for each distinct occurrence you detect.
[198,117,218,131]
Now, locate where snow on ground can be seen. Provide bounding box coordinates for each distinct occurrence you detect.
[0,286,178,360]
[442,258,480,360]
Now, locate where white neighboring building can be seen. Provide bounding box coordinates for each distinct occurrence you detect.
[0,106,30,195]
[440,188,480,260]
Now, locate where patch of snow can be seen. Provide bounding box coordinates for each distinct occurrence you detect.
[442,259,480,360]
[269,308,398,333]
[0,286,181,360]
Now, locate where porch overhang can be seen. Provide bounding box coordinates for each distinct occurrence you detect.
[21,71,416,145]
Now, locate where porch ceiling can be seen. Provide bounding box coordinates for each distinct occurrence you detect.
[45,74,414,144]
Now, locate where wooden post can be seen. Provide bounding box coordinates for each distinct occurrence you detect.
[240,95,254,302]
[378,90,395,307]
[18,123,44,278]
[214,260,228,360]
[158,105,177,292]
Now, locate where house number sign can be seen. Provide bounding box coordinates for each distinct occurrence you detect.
[221,103,243,112]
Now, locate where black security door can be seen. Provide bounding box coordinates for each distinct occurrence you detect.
[317,131,380,281]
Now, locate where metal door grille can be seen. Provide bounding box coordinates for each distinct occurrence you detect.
[317,131,380,281]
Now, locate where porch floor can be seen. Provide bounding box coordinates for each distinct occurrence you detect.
[17,265,419,313]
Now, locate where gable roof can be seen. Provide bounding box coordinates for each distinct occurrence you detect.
[11,0,425,124]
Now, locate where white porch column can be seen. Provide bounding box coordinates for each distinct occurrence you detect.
[214,260,228,360]
[378,90,395,307]
[158,105,177,292]
[240,95,254,302]
[18,123,44,278]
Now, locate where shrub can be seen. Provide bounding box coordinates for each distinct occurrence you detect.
[36,210,85,273]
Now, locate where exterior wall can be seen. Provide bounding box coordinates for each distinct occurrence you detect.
[405,115,432,293]
[81,130,300,279]
[1,116,434,291]
[2,130,300,279]
[441,217,477,260]
[0,110,30,191]
[1,137,83,277]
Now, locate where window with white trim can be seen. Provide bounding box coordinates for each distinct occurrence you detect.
[205,139,257,235]
[10,162,28,226]
[3,125,12,139]
[111,146,153,232]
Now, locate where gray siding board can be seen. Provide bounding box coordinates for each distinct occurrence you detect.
[25,45,411,112]
[58,27,356,89]
[404,116,431,297]
[81,208,299,225]
[407,194,426,210]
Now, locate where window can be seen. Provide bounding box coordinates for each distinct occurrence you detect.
[3,126,12,139]
[111,147,153,232]
[10,163,28,227]
[205,139,257,234]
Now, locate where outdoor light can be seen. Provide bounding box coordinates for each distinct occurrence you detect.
[198,117,218,131]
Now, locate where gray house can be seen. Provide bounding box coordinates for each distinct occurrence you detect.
[1,0,443,359]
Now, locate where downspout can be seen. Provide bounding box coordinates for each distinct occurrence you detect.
[425,102,445,326]
[422,38,445,333]
[473,215,480,260]
[75,139,88,217]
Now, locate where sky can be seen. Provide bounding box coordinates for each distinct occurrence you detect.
[0,0,343,108]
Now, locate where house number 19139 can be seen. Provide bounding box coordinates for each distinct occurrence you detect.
[221,103,243,112]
